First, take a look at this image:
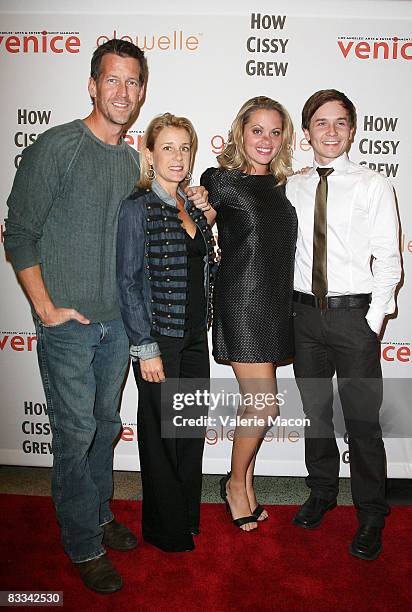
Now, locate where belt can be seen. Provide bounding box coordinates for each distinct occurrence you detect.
[293,291,371,310]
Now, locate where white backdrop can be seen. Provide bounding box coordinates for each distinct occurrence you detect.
[1,0,411,476]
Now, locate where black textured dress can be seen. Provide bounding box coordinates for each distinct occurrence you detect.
[201,167,297,363]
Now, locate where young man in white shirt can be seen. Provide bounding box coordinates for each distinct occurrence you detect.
[286,89,401,560]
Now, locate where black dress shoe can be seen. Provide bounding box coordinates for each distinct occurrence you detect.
[103,519,138,551]
[77,555,122,594]
[350,525,382,560]
[293,495,337,529]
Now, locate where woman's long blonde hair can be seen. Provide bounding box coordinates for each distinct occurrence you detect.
[217,96,293,184]
[138,112,198,189]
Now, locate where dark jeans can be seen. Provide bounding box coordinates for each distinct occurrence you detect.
[133,327,209,552]
[34,318,129,562]
[293,302,389,527]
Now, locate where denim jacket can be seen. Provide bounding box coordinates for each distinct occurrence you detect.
[117,181,216,360]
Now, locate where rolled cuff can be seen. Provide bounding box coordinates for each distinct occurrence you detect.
[5,244,41,273]
[130,342,161,361]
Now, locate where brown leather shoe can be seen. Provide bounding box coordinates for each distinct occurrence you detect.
[77,555,122,594]
[103,519,138,551]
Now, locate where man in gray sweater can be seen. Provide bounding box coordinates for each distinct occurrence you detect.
[4,39,145,594]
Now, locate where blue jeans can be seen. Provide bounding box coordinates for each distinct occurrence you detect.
[34,317,129,562]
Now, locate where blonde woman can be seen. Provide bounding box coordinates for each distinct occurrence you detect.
[117,113,215,552]
[200,97,297,531]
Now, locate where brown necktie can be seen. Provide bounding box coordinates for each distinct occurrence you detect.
[312,167,334,300]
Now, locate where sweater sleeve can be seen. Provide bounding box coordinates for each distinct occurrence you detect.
[4,133,60,272]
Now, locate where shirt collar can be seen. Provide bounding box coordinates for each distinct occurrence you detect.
[151,180,187,208]
[313,152,350,174]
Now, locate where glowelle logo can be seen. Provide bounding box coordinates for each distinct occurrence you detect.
[96,29,200,52]
[338,36,412,60]
[0,30,80,54]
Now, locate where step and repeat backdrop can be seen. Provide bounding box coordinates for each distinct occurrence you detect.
[1,0,411,476]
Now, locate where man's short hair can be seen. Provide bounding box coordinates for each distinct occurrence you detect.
[302,89,357,131]
[90,38,147,86]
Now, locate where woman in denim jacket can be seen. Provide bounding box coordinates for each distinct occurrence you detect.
[117,113,215,552]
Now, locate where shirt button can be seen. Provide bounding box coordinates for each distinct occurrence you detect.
[168,290,172,294]
[167,314,171,318]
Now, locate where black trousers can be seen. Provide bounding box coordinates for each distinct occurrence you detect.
[293,302,389,527]
[133,327,209,552]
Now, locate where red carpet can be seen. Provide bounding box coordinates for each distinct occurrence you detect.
[0,494,410,611]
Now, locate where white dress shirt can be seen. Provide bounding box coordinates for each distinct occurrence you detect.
[286,153,401,334]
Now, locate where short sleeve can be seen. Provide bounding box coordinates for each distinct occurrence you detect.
[200,167,221,211]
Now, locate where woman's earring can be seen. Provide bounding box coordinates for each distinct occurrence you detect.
[185,170,192,184]
[145,165,156,180]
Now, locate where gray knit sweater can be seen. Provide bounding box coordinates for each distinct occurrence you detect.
[4,119,140,322]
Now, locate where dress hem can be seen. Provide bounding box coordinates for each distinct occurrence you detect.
[213,352,294,364]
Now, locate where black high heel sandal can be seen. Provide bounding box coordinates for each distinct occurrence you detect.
[219,473,257,530]
[252,505,267,520]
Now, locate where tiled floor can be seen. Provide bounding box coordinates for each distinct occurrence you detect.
[0,466,354,504]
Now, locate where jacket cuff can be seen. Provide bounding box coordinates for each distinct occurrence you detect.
[130,342,161,361]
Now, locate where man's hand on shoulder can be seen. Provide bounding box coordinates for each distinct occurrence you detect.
[293,166,312,176]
